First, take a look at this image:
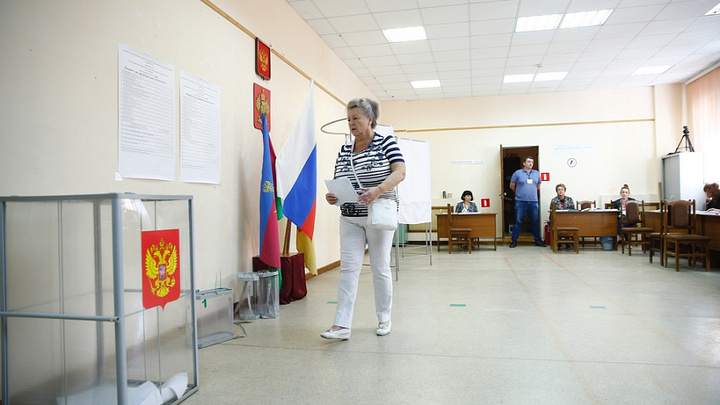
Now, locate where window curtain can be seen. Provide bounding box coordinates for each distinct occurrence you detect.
[687,66,720,182]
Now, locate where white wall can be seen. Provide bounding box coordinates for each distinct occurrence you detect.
[383,86,684,232]
[0,0,372,293]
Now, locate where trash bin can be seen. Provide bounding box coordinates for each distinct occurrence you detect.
[237,272,259,320]
[600,236,615,251]
[257,270,279,319]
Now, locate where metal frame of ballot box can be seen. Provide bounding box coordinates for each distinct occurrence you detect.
[0,193,199,404]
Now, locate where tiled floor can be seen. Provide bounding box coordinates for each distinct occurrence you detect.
[182,243,720,404]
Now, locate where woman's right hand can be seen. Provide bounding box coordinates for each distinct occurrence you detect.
[326,193,338,205]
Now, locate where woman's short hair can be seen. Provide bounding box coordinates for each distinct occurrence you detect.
[704,182,720,198]
[461,190,473,200]
[555,183,566,192]
[347,98,379,129]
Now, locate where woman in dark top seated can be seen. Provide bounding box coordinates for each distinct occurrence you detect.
[611,184,635,237]
[455,190,478,213]
[549,183,575,211]
[704,182,720,211]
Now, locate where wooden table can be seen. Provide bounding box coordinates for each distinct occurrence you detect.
[550,209,619,251]
[436,213,497,251]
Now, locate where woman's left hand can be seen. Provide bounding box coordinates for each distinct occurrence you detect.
[357,187,381,205]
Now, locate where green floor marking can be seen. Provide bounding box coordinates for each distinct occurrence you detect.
[450,304,466,307]
[590,306,606,309]
[326,301,337,304]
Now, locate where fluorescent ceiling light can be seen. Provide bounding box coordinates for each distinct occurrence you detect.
[560,9,613,28]
[411,79,441,89]
[633,65,671,75]
[706,2,720,15]
[383,26,427,43]
[534,72,568,81]
[515,14,562,32]
[503,74,534,83]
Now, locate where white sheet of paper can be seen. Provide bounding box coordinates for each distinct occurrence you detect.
[325,178,359,205]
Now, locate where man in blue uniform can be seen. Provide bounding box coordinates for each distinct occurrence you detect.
[509,156,543,248]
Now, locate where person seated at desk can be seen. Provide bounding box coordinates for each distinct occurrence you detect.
[704,182,720,212]
[611,184,635,237]
[549,183,575,211]
[455,190,478,213]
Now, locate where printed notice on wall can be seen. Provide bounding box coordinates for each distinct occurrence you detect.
[180,72,221,184]
[118,43,176,181]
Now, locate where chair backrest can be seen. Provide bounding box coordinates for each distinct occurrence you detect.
[663,199,695,234]
[577,200,595,210]
[446,203,454,227]
[624,200,641,225]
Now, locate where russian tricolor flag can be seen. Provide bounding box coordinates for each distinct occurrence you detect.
[276,81,317,274]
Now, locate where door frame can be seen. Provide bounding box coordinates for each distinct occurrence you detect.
[500,145,540,241]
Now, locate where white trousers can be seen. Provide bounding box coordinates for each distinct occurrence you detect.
[333,215,394,328]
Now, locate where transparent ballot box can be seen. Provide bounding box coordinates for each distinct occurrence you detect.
[0,193,198,404]
[195,288,234,348]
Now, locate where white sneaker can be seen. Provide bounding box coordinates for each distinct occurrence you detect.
[320,327,351,340]
[376,321,391,336]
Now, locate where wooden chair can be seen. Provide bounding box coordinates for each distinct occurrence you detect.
[550,204,579,253]
[446,204,471,254]
[620,200,653,256]
[662,200,711,271]
[576,200,596,246]
[649,200,666,265]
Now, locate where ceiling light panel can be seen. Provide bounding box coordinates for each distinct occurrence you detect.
[383,26,427,42]
[560,9,613,29]
[707,2,720,15]
[515,14,562,32]
[411,79,441,88]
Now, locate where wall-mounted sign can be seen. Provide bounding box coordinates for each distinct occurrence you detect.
[481,198,490,208]
[255,38,271,80]
[541,172,550,182]
[567,158,577,168]
[253,83,271,131]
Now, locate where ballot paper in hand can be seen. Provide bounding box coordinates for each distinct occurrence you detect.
[325,177,359,205]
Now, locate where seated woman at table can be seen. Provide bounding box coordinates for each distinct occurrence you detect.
[549,183,575,211]
[704,182,720,212]
[611,184,635,237]
[455,190,478,213]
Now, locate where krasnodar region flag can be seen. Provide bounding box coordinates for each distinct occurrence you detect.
[259,113,281,270]
[275,81,317,274]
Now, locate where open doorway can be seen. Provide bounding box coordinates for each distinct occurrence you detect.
[499,145,540,242]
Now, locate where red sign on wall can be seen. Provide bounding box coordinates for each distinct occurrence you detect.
[541,172,550,182]
[142,229,180,310]
[481,198,490,208]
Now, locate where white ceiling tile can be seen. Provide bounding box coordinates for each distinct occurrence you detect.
[390,41,433,55]
[420,5,472,25]
[288,1,324,19]
[306,18,337,35]
[364,0,418,13]
[327,15,379,33]
[340,31,387,46]
[396,53,436,64]
[470,18,517,35]
[471,33,513,48]
[311,0,369,17]
[289,0,720,100]
[352,43,393,58]
[425,23,471,39]
[372,9,424,29]
[470,1,520,20]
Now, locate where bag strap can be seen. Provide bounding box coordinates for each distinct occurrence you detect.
[349,146,364,189]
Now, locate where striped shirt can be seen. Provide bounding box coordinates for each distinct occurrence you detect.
[334,133,404,217]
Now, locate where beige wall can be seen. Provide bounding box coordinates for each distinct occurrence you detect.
[382,85,685,232]
[0,0,374,292]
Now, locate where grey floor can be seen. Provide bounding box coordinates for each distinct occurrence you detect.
[182,243,720,405]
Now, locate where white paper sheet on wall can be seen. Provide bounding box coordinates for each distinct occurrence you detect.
[180,71,221,184]
[118,43,176,181]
